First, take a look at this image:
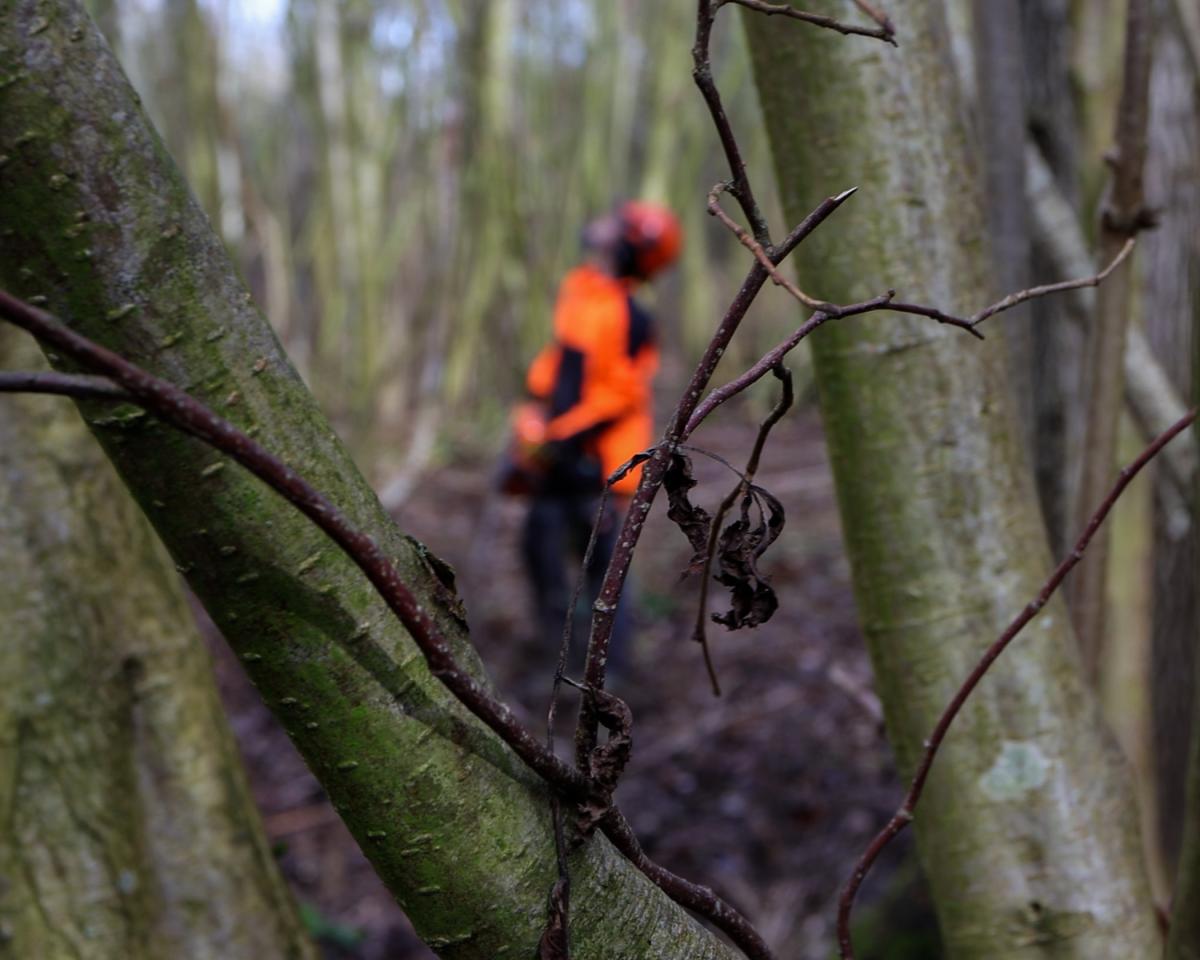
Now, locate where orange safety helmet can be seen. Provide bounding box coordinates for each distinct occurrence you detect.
[619,201,682,279]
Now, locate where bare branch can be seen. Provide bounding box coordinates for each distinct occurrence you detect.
[683,296,891,438]
[968,238,1136,329]
[722,0,896,44]
[835,406,1198,959]
[0,288,595,807]
[694,0,771,244]
[602,810,776,960]
[708,182,843,312]
[849,0,895,36]
[0,370,130,402]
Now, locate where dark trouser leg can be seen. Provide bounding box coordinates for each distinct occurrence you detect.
[522,497,571,653]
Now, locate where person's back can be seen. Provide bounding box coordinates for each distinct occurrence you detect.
[517,202,682,675]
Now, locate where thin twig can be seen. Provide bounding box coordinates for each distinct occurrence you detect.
[691,366,794,695]
[694,0,770,244]
[574,186,864,767]
[683,296,892,438]
[709,183,842,313]
[0,370,130,402]
[968,237,1136,329]
[0,289,595,807]
[849,0,895,36]
[835,406,1198,959]
[721,0,896,44]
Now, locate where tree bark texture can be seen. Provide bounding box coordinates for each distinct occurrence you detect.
[1144,8,1200,887]
[0,4,739,958]
[0,332,315,960]
[744,2,1160,956]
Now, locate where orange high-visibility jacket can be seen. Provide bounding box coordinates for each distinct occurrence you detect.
[526,265,658,495]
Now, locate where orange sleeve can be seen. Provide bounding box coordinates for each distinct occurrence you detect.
[525,344,559,399]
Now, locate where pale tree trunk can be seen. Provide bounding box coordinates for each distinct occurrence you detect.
[0,332,315,960]
[745,2,1160,956]
[0,4,739,957]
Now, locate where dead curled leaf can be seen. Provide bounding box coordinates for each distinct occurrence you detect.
[665,452,785,631]
[711,485,783,629]
[664,452,712,566]
[578,688,633,835]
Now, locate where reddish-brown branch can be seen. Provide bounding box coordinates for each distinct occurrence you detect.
[0,289,595,807]
[849,0,895,36]
[835,406,1198,959]
[602,810,775,960]
[708,183,844,312]
[0,369,130,402]
[683,296,891,437]
[968,237,1136,329]
[694,0,771,244]
[721,0,897,44]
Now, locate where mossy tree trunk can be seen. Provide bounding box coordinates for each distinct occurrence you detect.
[745,2,1160,956]
[0,332,315,960]
[0,4,738,957]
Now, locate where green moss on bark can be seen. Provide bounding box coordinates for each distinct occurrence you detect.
[744,2,1159,956]
[0,332,315,960]
[0,4,738,957]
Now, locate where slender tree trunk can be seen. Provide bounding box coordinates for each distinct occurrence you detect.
[0,4,739,957]
[1145,4,1200,888]
[745,2,1160,956]
[0,332,315,960]
[1069,0,1155,676]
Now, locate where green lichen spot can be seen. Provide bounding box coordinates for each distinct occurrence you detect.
[980,740,1050,801]
[366,830,387,840]
[157,331,184,349]
[105,303,136,322]
[48,173,68,191]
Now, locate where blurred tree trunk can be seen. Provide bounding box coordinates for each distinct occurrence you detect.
[1145,5,1200,888]
[0,4,741,957]
[0,333,315,960]
[745,2,1160,956]
[1021,0,1087,555]
[1166,202,1200,958]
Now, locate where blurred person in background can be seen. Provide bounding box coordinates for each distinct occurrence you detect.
[502,201,682,677]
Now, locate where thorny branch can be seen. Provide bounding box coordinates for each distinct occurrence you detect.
[835,407,1198,960]
[721,0,897,44]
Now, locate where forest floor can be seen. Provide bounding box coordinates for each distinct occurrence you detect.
[203,405,941,960]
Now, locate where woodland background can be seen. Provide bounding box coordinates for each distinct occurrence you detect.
[3,0,1199,958]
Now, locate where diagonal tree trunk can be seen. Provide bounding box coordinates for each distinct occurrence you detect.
[744,2,1159,956]
[0,4,738,957]
[0,331,315,960]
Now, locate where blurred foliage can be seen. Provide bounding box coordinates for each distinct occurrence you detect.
[100,0,801,475]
